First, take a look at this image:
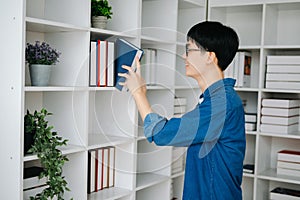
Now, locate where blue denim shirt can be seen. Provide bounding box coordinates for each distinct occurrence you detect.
[144,78,246,200]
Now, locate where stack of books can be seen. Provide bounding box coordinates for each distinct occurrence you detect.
[23,166,47,199]
[90,40,115,87]
[265,55,300,90]
[245,113,257,131]
[171,147,186,175]
[270,187,300,200]
[140,48,157,86]
[224,51,252,87]
[243,164,255,174]
[260,99,300,134]
[88,146,115,194]
[173,97,187,118]
[277,150,300,177]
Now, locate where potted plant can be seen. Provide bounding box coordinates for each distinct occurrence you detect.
[24,108,72,200]
[91,0,113,29]
[25,41,61,86]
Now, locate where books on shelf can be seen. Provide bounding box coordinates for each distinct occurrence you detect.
[88,146,115,194]
[270,187,300,200]
[140,48,157,85]
[260,98,300,134]
[115,38,144,92]
[278,150,300,163]
[23,166,47,190]
[245,122,256,131]
[89,40,115,87]
[277,150,300,177]
[224,51,251,87]
[173,97,187,118]
[262,99,300,109]
[266,55,300,90]
[243,164,254,174]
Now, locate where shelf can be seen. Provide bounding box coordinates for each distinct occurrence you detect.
[23,144,85,162]
[141,35,175,45]
[234,87,260,92]
[24,86,88,92]
[88,187,132,200]
[263,45,300,49]
[258,168,300,185]
[243,173,255,178]
[259,132,300,139]
[88,87,116,91]
[136,173,169,191]
[262,88,300,93]
[178,0,205,9]
[88,133,134,150]
[147,85,173,90]
[90,27,136,39]
[26,17,87,33]
[246,131,258,136]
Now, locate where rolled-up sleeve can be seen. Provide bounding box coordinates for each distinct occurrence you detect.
[144,113,167,143]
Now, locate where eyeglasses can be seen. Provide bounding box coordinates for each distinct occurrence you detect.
[185,44,205,56]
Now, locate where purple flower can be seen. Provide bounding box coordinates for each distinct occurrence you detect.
[25,41,61,65]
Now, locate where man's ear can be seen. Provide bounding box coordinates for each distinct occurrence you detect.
[207,52,218,65]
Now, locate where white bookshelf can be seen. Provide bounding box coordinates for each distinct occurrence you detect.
[208,1,300,200]
[3,0,300,199]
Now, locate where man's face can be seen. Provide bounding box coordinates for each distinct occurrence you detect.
[183,41,208,80]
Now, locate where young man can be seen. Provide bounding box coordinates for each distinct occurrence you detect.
[119,21,246,200]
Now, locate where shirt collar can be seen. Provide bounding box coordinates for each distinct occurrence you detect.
[199,78,236,103]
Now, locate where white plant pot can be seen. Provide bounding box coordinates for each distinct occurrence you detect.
[29,64,52,86]
[92,16,108,29]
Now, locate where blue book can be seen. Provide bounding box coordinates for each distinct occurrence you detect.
[115,38,144,91]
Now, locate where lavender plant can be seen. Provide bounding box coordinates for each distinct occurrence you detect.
[26,41,61,65]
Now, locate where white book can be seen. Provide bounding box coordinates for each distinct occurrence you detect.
[277,161,300,171]
[278,150,300,163]
[233,53,240,86]
[102,148,109,189]
[266,81,300,90]
[107,42,115,87]
[108,147,115,188]
[245,122,256,131]
[174,106,186,114]
[150,49,157,85]
[262,99,300,109]
[261,107,299,117]
[90,150,96,193]
[174,97,187,106]
[245,113,257,123]
[90,41,97,86]
[142,49,152,84]
[260,123,298,134]
[266,73,300,82]
[261,115,299,126]
[96,149,103,191]
[97,40,107,87]
[266,65,300,73]
[277,167,300,177]
[237,51,251,87]
[267,55,300,65]
[270,187,300,200]
[23,176,47,190]
[23,185,48,200]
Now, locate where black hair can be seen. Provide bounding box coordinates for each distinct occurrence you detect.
[187,21,239,71]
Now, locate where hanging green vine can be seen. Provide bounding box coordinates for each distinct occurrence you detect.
[25,108,72,200]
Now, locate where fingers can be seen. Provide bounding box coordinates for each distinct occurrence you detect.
[135,56,141,75]
[118,72,129,79]
[121,65,133,73]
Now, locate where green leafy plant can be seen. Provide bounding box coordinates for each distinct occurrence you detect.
[25,108,72,200]
[91,0,113,19]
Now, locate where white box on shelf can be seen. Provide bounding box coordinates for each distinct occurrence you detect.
[260,123,299,134]
[278,150,300,163]
[267,55,300,65]
[262,99,300,109]
[261,107,300,117]
[261,115,299,126]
